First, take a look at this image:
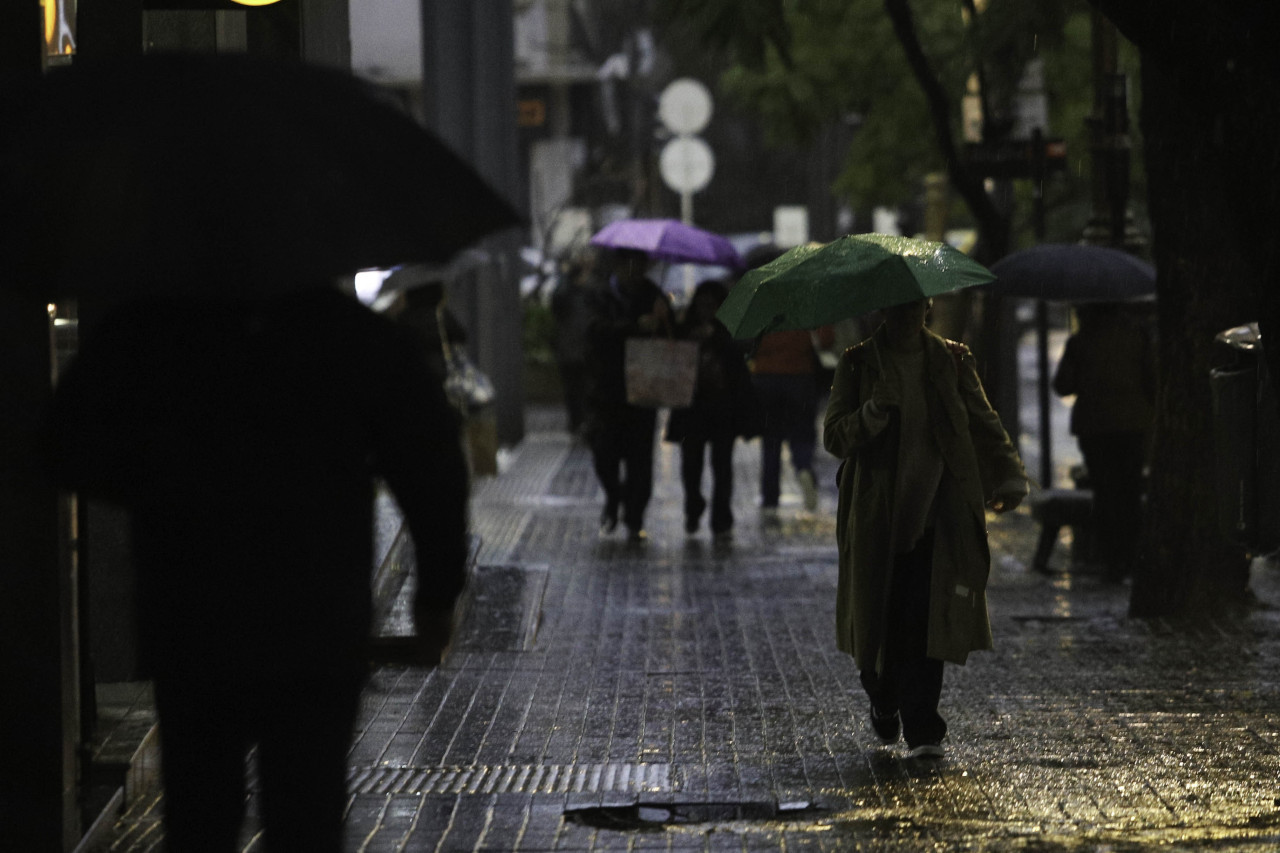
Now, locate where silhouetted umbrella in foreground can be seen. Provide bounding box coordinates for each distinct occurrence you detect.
[0,52,522,301]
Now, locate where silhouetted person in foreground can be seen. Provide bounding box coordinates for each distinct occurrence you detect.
[824,298,1027,759]
[42,287,470,853]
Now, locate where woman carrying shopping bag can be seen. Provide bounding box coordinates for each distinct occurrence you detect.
[665,279,759,539]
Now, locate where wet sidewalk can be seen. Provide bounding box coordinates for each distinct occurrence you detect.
[102,406,1280,851]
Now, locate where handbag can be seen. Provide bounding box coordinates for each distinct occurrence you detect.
[444,347,495,413]
[439,307,495,413]
[624,337,699,408]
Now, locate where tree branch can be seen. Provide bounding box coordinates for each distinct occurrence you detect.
[883,0,1006,259]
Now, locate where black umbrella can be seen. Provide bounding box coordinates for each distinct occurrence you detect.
[990,243,1155,302]
[0,52,522,301]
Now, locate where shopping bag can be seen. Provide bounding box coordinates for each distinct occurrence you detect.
[624,337,699,408]
[444,346,496,413]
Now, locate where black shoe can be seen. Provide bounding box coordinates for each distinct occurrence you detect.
[869,705,901,745]
[600,504,619,535]
[685,496,706,534]
[626,526,647,544]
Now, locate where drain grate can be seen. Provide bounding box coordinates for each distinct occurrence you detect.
[348,762,674,796]
[564,800,823,829]
[451,564,549,653]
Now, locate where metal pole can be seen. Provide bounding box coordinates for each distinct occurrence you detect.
[681,191,695,298]
[1036,301,1052,486]
[1032,128,1053,487]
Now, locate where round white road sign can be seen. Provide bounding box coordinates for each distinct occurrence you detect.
[658,78,713,135]
[660,136,715,194]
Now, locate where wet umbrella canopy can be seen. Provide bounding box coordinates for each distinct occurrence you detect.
[990,243,1155,303]
[590,218,742,268]
[0,52,522,301]
[716,233,994,339]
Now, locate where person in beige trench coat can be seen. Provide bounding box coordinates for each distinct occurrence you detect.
[823,299,1027,758]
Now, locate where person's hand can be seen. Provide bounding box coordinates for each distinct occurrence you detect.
[637,299,671,334]
[652,298,671,324]
[987,479,1028,513]
[689,321,715,341]
[870,379,900,411]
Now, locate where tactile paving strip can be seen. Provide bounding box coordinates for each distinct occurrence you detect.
[347,762,674,796]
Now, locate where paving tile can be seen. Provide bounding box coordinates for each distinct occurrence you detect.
[93,408,1280,852]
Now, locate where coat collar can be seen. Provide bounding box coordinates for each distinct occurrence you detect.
[867,325,956,378]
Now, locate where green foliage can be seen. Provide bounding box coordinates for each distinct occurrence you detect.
[669,0,1099,219]
[990,6,1146,246]
[656,0,794,68]
[522,298,556,366]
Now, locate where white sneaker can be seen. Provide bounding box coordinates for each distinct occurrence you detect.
[797,469,818,511]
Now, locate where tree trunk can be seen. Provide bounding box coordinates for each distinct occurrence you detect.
[882,0,1014,412]
[1129,55,1254,616]
[882,0,1008,264]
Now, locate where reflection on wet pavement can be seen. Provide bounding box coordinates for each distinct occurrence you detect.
[102,407,1280,851]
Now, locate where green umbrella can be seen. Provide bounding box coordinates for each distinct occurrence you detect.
[716,233,995,339]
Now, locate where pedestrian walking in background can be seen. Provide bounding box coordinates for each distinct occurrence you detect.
[1052,301,1156,583]
[750,323,834,512]
[740,244,833,513]
[665,279,759,539]
[42,289,471,853]
[551,250,599,439]
[823,298,1027,759]
[583,247,673,542]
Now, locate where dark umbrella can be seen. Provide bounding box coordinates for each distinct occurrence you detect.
[990,243,1155,302]
[0,52,522,301]
[990,243,1156,487]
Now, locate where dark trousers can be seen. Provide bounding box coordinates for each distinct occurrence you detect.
[860,530,947,747]
[680,434,735,533]
[1078,432,1146,577]
[557,359,589,434]
[154,668,364,853]
[589,406,657,530]
[753,373,818,507]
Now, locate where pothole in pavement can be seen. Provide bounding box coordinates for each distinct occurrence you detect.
[564,799,824,830]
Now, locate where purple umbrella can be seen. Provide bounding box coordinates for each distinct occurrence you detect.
[590,218,742,268]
